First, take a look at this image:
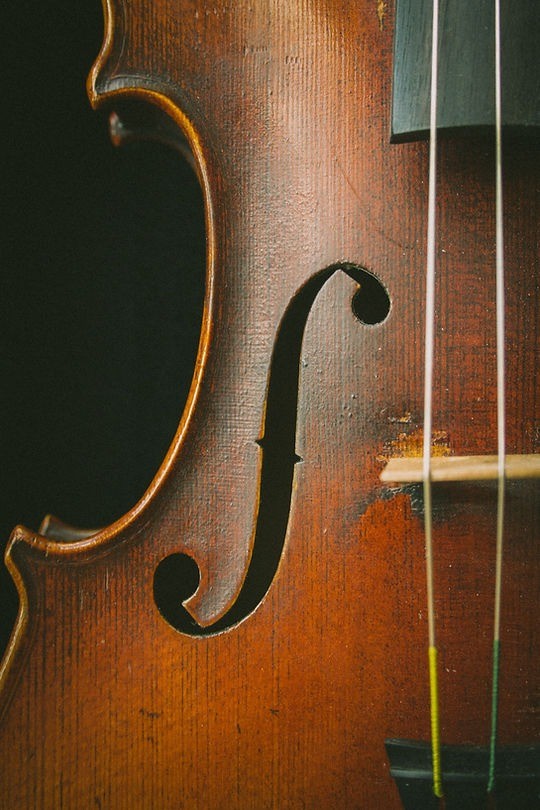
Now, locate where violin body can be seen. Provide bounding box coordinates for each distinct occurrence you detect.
[0,2,538,807]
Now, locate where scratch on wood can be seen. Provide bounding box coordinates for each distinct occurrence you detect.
[334,155,412,251]
[333,155,362,204]
[139,708,162,719]
[377,1,387,30]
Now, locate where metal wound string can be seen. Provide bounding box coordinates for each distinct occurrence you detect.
[488,0,506,792]
[423,0,443,798]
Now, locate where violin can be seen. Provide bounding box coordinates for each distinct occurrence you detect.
[0,1,538,807]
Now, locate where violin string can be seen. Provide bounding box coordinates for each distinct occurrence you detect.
[423,0,443,798]
[488,0,506,792]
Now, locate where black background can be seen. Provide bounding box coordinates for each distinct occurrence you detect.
[0,3,205,652]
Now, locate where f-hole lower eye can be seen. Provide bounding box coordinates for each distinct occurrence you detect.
[153,554,202,633]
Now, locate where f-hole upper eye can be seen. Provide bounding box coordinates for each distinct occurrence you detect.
[350,269,391,325]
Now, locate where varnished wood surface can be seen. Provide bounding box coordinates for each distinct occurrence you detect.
[0,2,538,807]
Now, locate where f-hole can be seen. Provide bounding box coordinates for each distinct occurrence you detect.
[153,263,390,635]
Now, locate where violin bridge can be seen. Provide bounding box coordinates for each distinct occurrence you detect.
[380,454,540,484]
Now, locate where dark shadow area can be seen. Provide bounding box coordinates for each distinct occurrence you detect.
[0,3,206,653]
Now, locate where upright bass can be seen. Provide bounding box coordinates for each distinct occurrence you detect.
[0,1,538,807]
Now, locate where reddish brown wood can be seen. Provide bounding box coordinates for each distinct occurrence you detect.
[0,1,538,807]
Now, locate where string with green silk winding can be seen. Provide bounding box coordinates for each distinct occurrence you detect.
[422,0,507,798]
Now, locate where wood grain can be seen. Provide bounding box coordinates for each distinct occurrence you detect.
[0,1,538,807]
